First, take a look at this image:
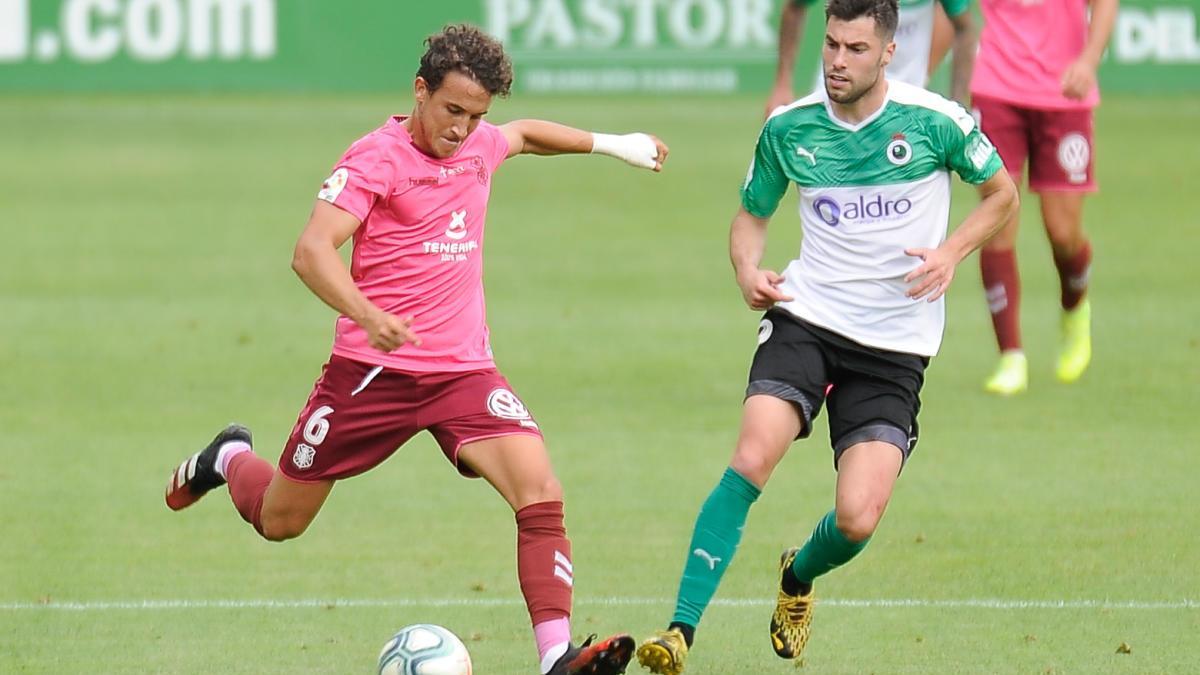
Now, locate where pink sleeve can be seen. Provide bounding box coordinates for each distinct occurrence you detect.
[316,136,395,222]
[482,122,511,170]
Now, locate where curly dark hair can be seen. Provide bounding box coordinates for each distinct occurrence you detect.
[417,24,513,97]
[826,0,899,40]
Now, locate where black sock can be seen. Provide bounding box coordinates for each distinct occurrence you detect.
[668,621,695,648]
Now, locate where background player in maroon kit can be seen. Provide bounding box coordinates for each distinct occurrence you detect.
[971,0,1119,394]
[163,24,668,675]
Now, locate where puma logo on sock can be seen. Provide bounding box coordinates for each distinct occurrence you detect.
[693,548,722,570]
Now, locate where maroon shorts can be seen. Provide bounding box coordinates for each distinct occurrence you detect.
[972,95,1097,193]
[277,355,543,482]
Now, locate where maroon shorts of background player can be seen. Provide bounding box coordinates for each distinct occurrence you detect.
[277,355,543,482]
[973,95,1097,193]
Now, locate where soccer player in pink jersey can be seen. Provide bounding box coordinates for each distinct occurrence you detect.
[163,24,668,675]
[971,0,1118,394]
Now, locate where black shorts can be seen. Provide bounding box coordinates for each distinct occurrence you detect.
[746,309,929,466]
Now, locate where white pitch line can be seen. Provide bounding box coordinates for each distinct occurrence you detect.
[0,597,1196,612]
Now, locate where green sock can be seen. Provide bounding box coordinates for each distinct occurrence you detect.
[671,467,761,629]
[789,509,869,585]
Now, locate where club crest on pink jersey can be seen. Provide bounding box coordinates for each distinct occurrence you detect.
[471,156,489,185]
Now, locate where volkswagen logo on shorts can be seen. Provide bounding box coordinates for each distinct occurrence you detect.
[812,197,841,226]
[757,319,774,345]
[1057,133,1090,184]
[487,388,532,421]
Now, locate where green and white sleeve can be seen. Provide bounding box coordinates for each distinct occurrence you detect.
[739,122,791,218]
[940,112,1003,185]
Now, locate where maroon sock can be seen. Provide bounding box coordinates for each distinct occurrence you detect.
[516,501,573,626]
[1053,240,1092,310]
[980,248,1022,352]
[226,452,274,536]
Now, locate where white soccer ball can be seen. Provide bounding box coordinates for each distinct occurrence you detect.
[378,624,472,675]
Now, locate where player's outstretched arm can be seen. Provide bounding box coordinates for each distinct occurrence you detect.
[904,170,1018,302]
[292,201,421,351]
[730,207,794,311]
[499,119,668,171]
[766,0,810,118]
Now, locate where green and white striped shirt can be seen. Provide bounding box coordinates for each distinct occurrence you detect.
[741,81,1002,356]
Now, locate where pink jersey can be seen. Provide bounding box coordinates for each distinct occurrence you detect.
[316,116,511,372]
[971,0,1099,110]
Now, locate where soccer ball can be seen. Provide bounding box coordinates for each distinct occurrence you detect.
[378,624,472,675]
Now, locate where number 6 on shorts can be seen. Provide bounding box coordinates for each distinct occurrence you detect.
[303,405,334,445]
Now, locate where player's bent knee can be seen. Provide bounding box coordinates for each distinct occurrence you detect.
[730,445,777,487]
[535,476,564,503]
[259,511,315,542]
[513,476,563,510]
[1048,229,1087,257]
[835,506,884,543]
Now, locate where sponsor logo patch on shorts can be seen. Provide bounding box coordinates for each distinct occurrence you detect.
[1057,133,1090,184]
[486,388,538,429]
[758,319,774,345]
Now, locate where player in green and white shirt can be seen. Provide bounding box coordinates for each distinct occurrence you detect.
[766,0,977,114]
[637,0,1017,672]
[745,75,1000,357]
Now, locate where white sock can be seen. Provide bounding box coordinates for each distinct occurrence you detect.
[214,441,252,479]
[539,642,569,675]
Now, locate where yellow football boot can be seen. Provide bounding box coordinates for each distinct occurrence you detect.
[983,351,1028,396]
[636,628,688,675]
[770,548,815,660]
[1056,300,1092,383]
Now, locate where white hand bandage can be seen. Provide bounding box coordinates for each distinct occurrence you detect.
[590,132,659,170]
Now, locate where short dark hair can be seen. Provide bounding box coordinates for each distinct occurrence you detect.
[417,24,513,97]
[825,0,899,41]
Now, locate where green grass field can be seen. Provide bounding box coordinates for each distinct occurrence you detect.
[2,93,1198,674]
